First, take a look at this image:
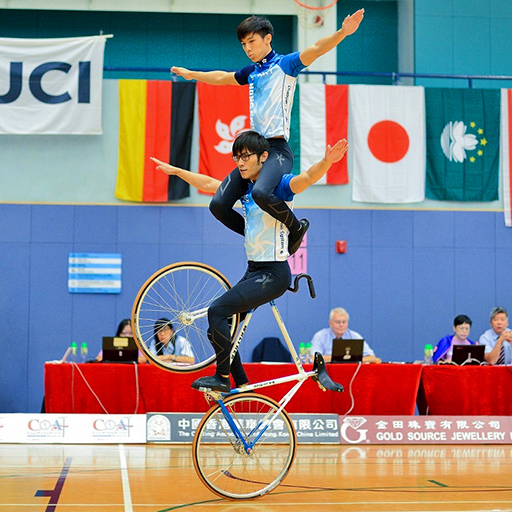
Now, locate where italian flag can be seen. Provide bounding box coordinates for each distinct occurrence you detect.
[115,80,196,202]
[289,83,349,184]
[502,89,512,227]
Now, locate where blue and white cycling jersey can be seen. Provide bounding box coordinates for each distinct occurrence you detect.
[235,51,305,140]
[241,174,295,262]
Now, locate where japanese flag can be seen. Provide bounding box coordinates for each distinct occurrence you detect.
[350,84,426,203]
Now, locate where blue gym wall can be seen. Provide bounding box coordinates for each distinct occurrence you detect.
[1,2,511,412]
[2,204,511,412]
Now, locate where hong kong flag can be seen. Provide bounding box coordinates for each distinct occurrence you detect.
[350,84,426,203]
[197,82,250,192]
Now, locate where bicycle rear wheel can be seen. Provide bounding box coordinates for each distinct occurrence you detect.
[132,261,238,373]
[192,394,297,500]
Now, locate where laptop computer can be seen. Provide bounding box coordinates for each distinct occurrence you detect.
[451,344,485,366]
[331,338,364,363]
[102,336,139,363]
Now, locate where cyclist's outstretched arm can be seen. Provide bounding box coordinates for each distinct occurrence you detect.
[299,8,364,67]
[150,157,221,194]
[171,67,238,85]
[289,139,348,194]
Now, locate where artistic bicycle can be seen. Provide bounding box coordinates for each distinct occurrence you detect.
[131,261,343,500]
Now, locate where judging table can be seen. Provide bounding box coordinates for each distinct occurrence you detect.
[420,365,512,415]
[44,362,422,415]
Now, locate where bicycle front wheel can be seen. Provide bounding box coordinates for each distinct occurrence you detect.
[192,394,297,500]
[132,261,238,373]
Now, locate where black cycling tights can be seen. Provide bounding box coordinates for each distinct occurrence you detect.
[207,261,292,384]
[209,138,301,236]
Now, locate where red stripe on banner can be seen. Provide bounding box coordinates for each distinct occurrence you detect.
[143,81,171,202]
[325,84,349,184]
[508,89,512,226]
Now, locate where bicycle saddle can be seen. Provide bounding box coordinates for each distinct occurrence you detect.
[312,352,344,393]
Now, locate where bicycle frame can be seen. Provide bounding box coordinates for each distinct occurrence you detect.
[192,273,342,457]
[196,298,314,448]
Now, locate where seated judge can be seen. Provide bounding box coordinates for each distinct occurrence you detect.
[310,307,381,364]
[433,314,476,363]
[96,318,147,364]
[480,307,512,365]
[148,318,195,365]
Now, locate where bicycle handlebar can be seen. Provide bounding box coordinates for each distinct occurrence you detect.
[288,273,316,299]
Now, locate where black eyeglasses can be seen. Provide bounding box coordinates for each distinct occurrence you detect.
[232,152,258,162]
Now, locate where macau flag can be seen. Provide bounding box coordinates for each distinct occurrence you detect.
[425,88,500,202]
[116,80,196,202]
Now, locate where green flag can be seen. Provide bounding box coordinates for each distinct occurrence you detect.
[289,84,301,176]
[425,88,500,201]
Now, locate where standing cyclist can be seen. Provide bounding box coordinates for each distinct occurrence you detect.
[152,131,348,392]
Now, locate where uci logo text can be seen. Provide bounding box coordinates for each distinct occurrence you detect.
[0,61,91,104]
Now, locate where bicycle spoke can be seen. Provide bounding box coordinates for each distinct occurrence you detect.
[132,263,237,373]
[193,394,296,499]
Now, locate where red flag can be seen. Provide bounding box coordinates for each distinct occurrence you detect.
[197,82,250,190]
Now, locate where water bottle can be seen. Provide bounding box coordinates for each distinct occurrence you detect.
[424,344,434,365]
[306,342,313,364]
[299,342,306,364]
[80,342,88,363]
[69,342,78,363]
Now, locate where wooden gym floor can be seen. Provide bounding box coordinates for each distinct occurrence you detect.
[1,443,512,511]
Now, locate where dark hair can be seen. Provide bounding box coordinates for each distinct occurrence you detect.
[115,319,131,337]
[232,130,270,158]
[154,318,174,356]
[236,16,274,41]
[454,314,472,327]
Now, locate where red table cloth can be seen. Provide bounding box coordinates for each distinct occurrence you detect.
[44,362,422,415]
[420,365,512,415]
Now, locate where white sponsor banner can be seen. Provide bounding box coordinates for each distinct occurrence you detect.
[1,414,145,443]
[339,416,512,445]
[0,35,108,134]
[147,412,340,444]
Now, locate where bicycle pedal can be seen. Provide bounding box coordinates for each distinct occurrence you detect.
[202,390,223,400]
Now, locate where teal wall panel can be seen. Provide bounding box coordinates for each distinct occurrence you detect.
[0,9,295,79]
[415,0,512,88]
[336,0,398,84]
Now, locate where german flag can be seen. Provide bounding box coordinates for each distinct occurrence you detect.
[115,80,196,202]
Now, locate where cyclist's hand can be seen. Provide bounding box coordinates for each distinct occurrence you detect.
[171,66,193,80]
[324,139,348,164]
[341,9,364,36]
[150,157,180,176]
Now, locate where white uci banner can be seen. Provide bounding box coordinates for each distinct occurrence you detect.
[0,35,108,134]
